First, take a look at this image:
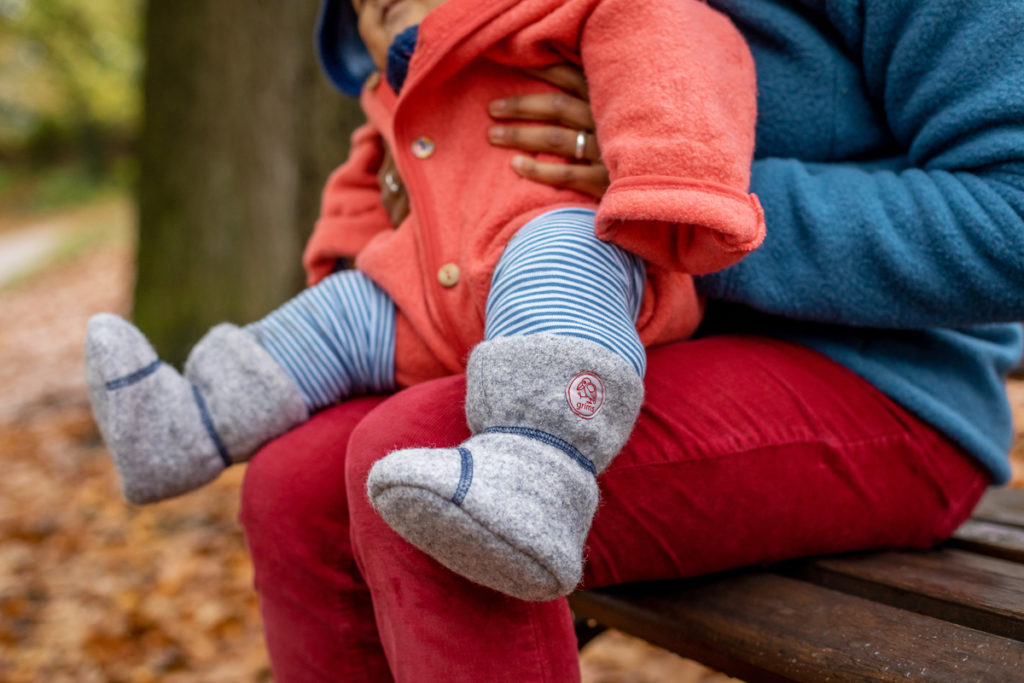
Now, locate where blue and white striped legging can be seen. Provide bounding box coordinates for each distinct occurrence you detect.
[248,208,646,412]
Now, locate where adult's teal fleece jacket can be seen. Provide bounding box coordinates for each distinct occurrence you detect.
[697,0,1024,484]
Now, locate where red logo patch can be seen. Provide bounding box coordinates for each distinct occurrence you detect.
[566,371,604,420]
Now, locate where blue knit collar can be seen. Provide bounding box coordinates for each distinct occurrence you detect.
[386,25,419,93]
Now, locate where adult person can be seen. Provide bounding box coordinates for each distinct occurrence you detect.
[239,1,1024,680]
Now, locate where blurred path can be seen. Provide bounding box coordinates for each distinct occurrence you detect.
[0,222,63,288]
[0,199,132,289]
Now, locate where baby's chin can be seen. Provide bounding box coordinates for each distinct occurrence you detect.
[364,6,424,72]
[384,2,426,40]
[366,29,414,71]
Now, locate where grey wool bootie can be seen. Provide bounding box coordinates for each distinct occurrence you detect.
[367,334,644,601]
[84,313,308,504]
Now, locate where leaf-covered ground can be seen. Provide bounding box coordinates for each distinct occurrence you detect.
[0,212,272,682]
[0,205,1020,681]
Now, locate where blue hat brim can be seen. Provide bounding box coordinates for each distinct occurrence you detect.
[316,0,376,96]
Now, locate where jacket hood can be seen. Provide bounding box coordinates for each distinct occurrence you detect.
[317,0,375,96]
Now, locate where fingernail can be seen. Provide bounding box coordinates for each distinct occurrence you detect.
[511,155,526,170]
[490,99,509,114]
[489,125,506,141]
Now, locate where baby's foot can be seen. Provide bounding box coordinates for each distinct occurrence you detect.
[366,429,599,601]
[85,314,226,504]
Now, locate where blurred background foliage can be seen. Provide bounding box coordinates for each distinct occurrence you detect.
[1,0,360,364]
[0,0,140,213]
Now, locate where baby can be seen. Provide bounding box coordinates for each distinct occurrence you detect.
[85,0,764,601]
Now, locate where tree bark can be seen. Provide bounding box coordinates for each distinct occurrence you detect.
[135,0,363,365]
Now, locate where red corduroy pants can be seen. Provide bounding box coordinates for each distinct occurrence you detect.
[239,336,989,682]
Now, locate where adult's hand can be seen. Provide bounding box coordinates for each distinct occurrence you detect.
[488,64,610,199]
[377,146,410,227]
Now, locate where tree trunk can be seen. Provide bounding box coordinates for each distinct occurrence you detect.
[135,0,364,365]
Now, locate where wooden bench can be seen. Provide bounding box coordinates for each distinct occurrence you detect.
[569,488,1024,681]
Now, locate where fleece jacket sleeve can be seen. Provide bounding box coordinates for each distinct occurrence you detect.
[302,122,392,286]
[698,0,1024,329]
[581,0,765,275]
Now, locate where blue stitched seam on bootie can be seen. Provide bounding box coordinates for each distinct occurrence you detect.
[481,426,597,475]
[191,384,232,468]
[452,447,474,506]
[105,358,163,391]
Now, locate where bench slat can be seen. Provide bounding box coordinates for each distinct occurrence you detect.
[970,488,1024,530]
[570,573,1024,682]
[949,518,1024,564]
[788,548,1024,641]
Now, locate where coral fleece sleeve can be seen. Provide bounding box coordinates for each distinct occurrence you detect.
[582,0,764,275]
[303,123,392,285]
